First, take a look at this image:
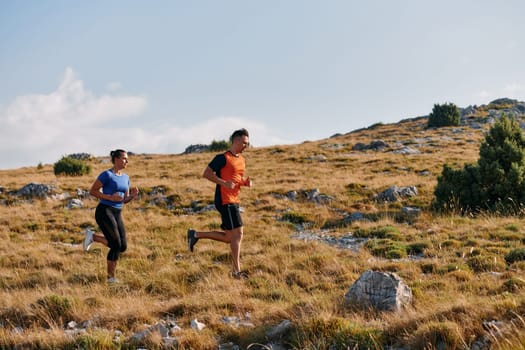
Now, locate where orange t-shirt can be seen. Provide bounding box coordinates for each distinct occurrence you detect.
[209,151,246,205]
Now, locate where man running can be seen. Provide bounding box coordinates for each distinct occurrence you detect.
[187,128,252,279]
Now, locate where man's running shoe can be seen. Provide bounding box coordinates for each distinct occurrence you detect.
[187,229,199,252]
[231,270,249,280]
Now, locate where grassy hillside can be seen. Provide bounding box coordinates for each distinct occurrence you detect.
[0,113,524,349]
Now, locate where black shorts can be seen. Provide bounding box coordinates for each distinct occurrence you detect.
[216,203,243,230]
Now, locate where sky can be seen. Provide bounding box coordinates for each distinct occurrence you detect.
[1,1,525,169]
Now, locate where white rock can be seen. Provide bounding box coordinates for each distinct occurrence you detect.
[191,319,206,331]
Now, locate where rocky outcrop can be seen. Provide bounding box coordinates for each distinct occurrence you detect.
[375,186,418,202]
[66,153,94,161]
[15,183,56,199]
[352,140,390,151]
[183,144,209,154]
[273,189,334,204]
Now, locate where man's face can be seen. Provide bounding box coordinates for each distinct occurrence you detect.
[233,135,249,153]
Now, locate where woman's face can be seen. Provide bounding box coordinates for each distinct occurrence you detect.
[115,152,129,169]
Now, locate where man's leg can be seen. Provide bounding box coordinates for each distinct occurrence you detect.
[229,227,243,273]
[195,230,228,242]
[194,228,243,272]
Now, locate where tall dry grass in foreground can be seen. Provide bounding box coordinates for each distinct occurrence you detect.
[0,117,524,349]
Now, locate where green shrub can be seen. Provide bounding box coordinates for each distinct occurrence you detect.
[53,156,91,176]
[505,248,525,264]
[433,115,525,214]
[209,139,230,152]
[427,102,461,128]
[433,163,481,213]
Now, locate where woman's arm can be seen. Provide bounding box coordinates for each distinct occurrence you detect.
[123,187,139,203]
[89,179,124,202]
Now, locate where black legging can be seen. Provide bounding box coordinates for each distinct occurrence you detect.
[95,203,127,261]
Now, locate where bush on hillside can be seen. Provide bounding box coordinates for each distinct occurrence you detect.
[427,102,461,128]
[53,156,91,176]
[209,139,230,152]
[433,115,525,214]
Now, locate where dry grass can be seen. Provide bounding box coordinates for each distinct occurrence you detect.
[1,117,524,349]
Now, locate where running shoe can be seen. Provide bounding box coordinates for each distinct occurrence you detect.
[107,277,119,284]
[187,229,199,252]
[83,229,94,251]
[231,271,249,280]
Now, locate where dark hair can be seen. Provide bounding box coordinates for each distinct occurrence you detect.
[230,128,249,143]
[110,149,126,164]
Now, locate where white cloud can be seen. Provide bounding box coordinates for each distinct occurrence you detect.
[0,68,291,170]
[114,116,291,156]
[0,67,148,169]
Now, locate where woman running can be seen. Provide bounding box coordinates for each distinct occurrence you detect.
[84,149,139,283]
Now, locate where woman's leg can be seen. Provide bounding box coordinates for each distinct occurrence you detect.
[95,205,124,279]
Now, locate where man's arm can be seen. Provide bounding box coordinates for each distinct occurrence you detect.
[202,166,235,189]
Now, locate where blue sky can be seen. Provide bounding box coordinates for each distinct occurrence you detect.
[1,1,525,169]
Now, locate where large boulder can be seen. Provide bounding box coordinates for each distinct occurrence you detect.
[345,270,412,312]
